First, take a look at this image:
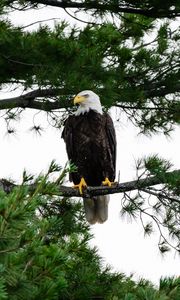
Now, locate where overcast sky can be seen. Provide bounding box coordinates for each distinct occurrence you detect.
[1,5,180,284]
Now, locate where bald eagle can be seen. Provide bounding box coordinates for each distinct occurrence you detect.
[62,90,116,224]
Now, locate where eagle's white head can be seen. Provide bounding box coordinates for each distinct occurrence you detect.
[74,90,103,116]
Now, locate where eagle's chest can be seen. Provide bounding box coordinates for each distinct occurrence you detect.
[74,112,104,144]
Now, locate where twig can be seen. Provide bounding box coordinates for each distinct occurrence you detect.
[141,188,180,205]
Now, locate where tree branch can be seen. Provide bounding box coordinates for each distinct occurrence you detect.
[114,104,177,112]
[0,169,179,198]
[140,188,180,204]
[29,0,180,18]
[0,88,73,111]
[0,86,180,112]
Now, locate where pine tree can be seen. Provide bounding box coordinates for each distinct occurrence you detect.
[0,165,180,299]
[0,1,180,298]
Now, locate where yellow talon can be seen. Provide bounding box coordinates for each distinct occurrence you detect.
[73,177,87,194]
[102,177,114,187]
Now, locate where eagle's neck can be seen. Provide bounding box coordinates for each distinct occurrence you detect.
[74,102,103,116]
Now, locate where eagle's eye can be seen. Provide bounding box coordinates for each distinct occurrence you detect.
[83,94,89,98]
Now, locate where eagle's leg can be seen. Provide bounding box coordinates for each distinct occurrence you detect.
[73,177,87,194]
[102,177,114,187]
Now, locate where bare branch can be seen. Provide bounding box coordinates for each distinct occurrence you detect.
[0,169,179,198]
[0,86,180,113]
[20,17,62,29]
[0,88,73,111]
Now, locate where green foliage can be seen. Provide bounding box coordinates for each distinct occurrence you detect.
[159,277,180,299]
[3,0,180,18]
[144,155,180,195]
[0,1,179,297]
[0,166,98,299]
[157,24,169,54]
[0,4,179,133]
[0,164,179,299]
[121,156,180,253]
[144,155,172,176]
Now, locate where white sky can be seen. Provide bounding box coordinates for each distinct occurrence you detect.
[1,5,180,284]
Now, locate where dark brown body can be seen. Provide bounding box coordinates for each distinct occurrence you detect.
[62,110,116,186]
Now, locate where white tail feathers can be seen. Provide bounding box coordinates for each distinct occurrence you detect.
[83,195,109,224]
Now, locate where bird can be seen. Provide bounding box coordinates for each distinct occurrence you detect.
[62,90,116,224]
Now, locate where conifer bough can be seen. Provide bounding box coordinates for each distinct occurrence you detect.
[0,169,179,199]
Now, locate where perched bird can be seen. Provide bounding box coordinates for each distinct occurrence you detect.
[62,90,116,224]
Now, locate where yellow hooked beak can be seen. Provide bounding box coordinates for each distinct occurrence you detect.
[73,95,86,105]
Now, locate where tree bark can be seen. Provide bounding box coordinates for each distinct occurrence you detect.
[0,88,70,111]
[0,169,179,198]
[0,86,180,112]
